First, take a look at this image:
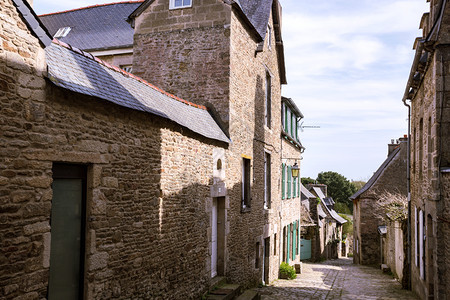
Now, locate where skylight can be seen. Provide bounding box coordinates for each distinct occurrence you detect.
[54,27,71,38]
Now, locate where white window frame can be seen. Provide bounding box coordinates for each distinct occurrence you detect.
[169,0,192,9]
[267,25,272,50]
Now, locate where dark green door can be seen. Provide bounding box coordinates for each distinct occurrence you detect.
[49,164,86,300]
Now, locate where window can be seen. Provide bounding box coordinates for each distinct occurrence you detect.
[120,65,132,73]
[54,27,71,38]
[264,152,271,209]
[265,72,272,128]
[242,157,251,209]
[281,163,285,200]
[273,233,277,255]
[267,25,272,50]
[255,242,260,268]
[170,0,192,9]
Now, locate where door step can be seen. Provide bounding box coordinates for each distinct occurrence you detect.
[235,289,260,300]
[206,284,241,300]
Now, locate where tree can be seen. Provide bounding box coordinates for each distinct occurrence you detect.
[301,177,316,185]
[316,171,358,212]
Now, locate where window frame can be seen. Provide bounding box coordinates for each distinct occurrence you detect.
[264,151,271,209]
[242,157,251,209]
[169,0,192,10]
[265,72,272,128]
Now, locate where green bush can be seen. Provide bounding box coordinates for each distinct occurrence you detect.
[279,262,297,280]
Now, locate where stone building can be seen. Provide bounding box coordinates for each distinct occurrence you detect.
[350,137,407,267]
[307,184,346,261]
[401,0,450,298]
[1,0,305,299]
[279,96,304,269]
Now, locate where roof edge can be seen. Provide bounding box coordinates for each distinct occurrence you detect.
[12,0,53,47]
[350,145,402,200]
[38,1,145,17]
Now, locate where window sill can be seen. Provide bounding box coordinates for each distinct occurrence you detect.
[241,206,252,213]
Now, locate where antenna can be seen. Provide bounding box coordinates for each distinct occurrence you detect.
[300,121,321,132]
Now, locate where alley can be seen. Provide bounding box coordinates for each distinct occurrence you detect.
[257,258,417,300]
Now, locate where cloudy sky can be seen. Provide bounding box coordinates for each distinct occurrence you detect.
[33,0,429,181]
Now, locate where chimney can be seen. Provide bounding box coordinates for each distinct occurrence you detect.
[388,139,399,156]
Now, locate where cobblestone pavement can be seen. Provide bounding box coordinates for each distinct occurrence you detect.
[256,258,417,299]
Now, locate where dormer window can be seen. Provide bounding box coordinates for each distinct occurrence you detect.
[170,0,192,9]
[54,27,71,38]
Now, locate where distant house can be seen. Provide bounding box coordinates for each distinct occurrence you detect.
[350,137,407,269]
[300,183,319,261]
[306,184,346,260]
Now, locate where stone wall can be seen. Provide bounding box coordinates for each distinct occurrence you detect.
[133,0,231,130]
[1,1,228,299]
[133,0,286,288]
[409,41,450,300]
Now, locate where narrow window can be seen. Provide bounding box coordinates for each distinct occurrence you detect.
[285,107,290,135]
[283,227,287,262]
[291,113,296,137]
[415,206,419,266]
[170,0,192,9]
[419,209,424,279]
[281,163,285,200]
[242,157,251,209]
[255,242,260,268]
[419,118,424,180]
[267,25,272,50]
[264,152,271,209]
[287,166,292,199]
[265,72,272,128]
[274,233,277,255]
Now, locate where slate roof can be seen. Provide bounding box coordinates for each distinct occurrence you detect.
[313,187,326,200]
[39,2,143,51]
[12,0,52,47]
[301,183,316,201]
[234,0,273,40]
[321,201,347,225]
[45,40,230,143]
[350,146,401,200]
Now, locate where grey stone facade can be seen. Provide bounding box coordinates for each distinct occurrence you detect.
[403,1,450,298]
[351,138,407,267]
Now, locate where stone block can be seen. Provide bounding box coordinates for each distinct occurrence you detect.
[23,221,50,235]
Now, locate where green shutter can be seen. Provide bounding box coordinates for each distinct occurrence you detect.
[293,177,297,198]
[287,224,290,263]
[281,164,285,200]
[285,108,289,135]
[287,166,291,199]
[293,222,297,260]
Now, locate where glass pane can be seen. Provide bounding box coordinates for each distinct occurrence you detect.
[49,179,83,300]
[183,0,191,6]
[175,0,182,6]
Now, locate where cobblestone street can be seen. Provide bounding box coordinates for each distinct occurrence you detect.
[257,258,417,299]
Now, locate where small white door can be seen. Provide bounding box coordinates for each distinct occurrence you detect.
[211,199,218,277]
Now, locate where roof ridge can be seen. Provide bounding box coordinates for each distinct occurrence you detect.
[38,1,145,17]
[51,39,207,111]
